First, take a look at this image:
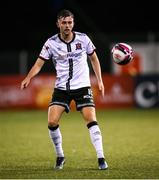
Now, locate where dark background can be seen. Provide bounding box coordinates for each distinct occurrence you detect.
[1,0,158,50]
[0,0,158,74]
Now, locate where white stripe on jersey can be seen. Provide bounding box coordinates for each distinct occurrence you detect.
[39,31,96,90]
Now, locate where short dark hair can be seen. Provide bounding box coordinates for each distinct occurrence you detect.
[57,9,74,20]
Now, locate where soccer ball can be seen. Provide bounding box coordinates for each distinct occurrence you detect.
[111,43,133,65]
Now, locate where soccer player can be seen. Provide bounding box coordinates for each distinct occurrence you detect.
[21,9,108,170]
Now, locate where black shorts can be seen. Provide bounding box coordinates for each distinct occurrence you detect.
[49,87,95,113]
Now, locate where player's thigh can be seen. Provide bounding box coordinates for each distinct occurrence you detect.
[81,106,97,123]
[50,88,71,113]
[75,87,95,111]
[48,105,65,124]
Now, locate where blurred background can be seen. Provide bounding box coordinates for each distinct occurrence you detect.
[0,0,159,109]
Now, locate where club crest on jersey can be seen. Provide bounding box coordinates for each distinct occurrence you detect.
[75,43,82,50]
[44,45,49,51]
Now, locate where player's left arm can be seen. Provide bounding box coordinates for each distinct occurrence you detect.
[89,52,105,97]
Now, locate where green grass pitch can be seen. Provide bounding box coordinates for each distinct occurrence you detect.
[0,108,159,179]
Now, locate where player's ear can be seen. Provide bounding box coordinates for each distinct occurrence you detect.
[56,21,59,28]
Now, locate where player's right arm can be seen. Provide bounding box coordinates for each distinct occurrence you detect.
[20,58,45,90]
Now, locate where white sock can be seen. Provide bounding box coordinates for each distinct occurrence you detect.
[88,124,105,158]
[49,127,64,157]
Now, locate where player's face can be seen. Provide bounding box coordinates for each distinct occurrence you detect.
[57,16,74,36]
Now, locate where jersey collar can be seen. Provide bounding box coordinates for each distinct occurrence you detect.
[58,31,75,44]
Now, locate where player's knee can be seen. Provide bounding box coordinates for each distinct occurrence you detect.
[83,112,96,123]
[48,117,59,127]
[81,107,96,122]
[85,119,97,124]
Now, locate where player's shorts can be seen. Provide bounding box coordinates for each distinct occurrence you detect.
[49,87,95,113]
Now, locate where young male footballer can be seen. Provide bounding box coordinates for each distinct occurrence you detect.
[21,9,108,170]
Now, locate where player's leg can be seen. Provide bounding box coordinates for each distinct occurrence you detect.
[81,106,108,170]
[48,105,66,169]
[48,88,70,169]
[74,87,108,169]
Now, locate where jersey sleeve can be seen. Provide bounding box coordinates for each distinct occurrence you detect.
[39,39,52,61]
[85,35,96,55]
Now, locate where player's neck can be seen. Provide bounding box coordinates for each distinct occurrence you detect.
[60,32,73,43]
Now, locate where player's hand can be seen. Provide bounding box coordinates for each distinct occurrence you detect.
[98,81,105,97]
[20,78,30,90]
